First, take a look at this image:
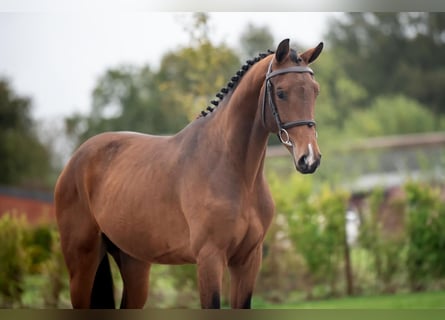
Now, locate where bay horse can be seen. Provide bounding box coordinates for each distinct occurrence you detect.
[54,39,323,309]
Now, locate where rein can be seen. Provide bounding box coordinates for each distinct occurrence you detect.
[262,58,316,146]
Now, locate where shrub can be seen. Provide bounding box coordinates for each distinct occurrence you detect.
[269,173,349,299]
[24,225,54,274]
[358,188,407,293]
[405,181,445,291]
[0,213,29,307]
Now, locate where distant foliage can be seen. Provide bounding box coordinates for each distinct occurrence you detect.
[405,181,445,291]
[66,65,190,142]
[66,42,240,146]
[239,23,275,59]
[40,230,69,307]
[261,176,445,302]
[0,79,52,188]
[0,213,28,307]
[268,174,349,299]
[346,95,437,137]
[0,214,68,308]
[358,188,407,293]
[327,13,445,126]
[24,225,54,273]
[157,41,240,120]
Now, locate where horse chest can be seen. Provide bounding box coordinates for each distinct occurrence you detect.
[226,199,273,252]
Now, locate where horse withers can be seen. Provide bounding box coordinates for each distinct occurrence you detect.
[54,39,323,308]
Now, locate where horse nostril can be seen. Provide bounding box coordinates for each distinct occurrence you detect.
[298,155,308,168]
[296,152,321,174]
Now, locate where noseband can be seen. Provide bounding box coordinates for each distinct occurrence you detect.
[262,59,316,146]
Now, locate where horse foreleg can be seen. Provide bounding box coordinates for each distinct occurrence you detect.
[116,251,151,309]
[228,245,262,309]
[196,245,226,309]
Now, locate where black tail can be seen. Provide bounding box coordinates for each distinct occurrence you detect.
[90,254,115,308]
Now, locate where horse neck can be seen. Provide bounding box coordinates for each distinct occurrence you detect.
[209,56,272,184]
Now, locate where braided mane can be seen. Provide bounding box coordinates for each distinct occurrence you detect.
[197,50,275,118]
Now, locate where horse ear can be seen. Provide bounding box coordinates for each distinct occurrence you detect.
[300,42,324,64]
[275,39,290,63]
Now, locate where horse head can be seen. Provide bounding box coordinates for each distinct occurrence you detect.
[261,39,323,174]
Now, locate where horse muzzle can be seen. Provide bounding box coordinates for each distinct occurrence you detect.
[292,143,321,174]
[295,153,321,174]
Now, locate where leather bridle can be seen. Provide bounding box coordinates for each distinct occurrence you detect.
[261,58,317,146]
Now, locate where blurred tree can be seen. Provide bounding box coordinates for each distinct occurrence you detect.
[156,42,240,120]
[327,13,445,127]
[345,95,437,137]
[0,79,52,188]
[65,65,190,144]
[66,15,241,145]
[182,12,211,46]
[239,23,275,59]
[314,50,369,130]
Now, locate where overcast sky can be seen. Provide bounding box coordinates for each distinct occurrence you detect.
[0,12,337,120]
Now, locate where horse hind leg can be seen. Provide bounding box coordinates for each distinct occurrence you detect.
[64,234,115,308]
[56,197,115,308]
[62,230,106,308]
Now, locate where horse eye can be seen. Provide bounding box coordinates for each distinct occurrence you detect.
[277,90,287,100]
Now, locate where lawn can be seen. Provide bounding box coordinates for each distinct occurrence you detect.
[253,290,445,309]
[18,273,445,309]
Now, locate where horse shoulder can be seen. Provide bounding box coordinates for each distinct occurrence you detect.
[252,177,275,231]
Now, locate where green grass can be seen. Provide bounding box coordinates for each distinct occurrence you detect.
[17,273,445,309]
[253,290,445,309]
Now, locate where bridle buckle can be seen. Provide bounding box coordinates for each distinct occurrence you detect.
[278,128,292,147]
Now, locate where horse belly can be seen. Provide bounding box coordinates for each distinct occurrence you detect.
[98,205,195,265]
[140,214,195,265]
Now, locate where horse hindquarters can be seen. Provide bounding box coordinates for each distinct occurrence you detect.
[56,183,151,308]
[55,164,116,308]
